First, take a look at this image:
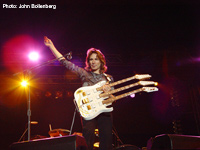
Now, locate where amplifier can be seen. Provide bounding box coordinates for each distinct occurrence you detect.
[147,134,200,150]
[10,135,87,150]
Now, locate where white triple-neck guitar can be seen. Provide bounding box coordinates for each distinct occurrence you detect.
[74,74,158,120]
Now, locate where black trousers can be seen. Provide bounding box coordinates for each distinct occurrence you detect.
[82,113,113,150]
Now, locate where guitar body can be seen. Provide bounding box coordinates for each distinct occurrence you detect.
[74,74,158,120]
[74,80,113,120]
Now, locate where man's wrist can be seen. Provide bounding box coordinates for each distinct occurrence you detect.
[49,45,55,49]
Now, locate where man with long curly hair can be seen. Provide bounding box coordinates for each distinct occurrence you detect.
[44,37,114,150]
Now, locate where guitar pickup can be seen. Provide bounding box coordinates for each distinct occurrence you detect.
[82,92,87,97]
[82,98,89,104]
[82,100,86,104]
[87,105,91,110]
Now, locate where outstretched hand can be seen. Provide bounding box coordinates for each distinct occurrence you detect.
[44,36,54,47]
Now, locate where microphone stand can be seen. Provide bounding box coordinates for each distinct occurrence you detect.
[14,52,72,141]
[69,106,77,135]
[27,70,31,141]
[112,126,123,148]
[18,128,28,142]
[18,121,38,142]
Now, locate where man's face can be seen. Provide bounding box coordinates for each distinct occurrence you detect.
[89,53,101,73]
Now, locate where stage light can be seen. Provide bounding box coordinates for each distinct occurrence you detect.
[154,82,158,86]
[66,90,73,97]
[45,91,52,97]
[28,52,39,61]
[93,142,99,148]
[21,80,28,87]
[55,91,63,99]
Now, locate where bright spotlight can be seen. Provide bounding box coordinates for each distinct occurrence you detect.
[28,52,39,61]
[21,80,28,87]
[154,82,158,86]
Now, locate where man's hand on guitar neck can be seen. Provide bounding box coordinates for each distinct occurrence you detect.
[102,82,111,93]
[102,82,115,100]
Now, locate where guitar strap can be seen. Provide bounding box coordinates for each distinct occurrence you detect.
[103,73,112,83]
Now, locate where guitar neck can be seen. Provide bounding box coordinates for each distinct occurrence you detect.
[102,88,144,105]
[96,74,151,91]
[96,75,137,91]
[109,76,137,87]
[100,82,140,97]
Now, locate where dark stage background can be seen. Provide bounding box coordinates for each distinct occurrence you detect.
[0,1,200,149]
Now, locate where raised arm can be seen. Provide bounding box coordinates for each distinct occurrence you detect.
[44,36,65,61]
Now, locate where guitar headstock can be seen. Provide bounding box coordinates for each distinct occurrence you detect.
[139,81,157,86]
[142,87,159,92]
[135,74,151,80]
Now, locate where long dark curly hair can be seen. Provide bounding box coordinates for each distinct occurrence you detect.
[85,48,107,73]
